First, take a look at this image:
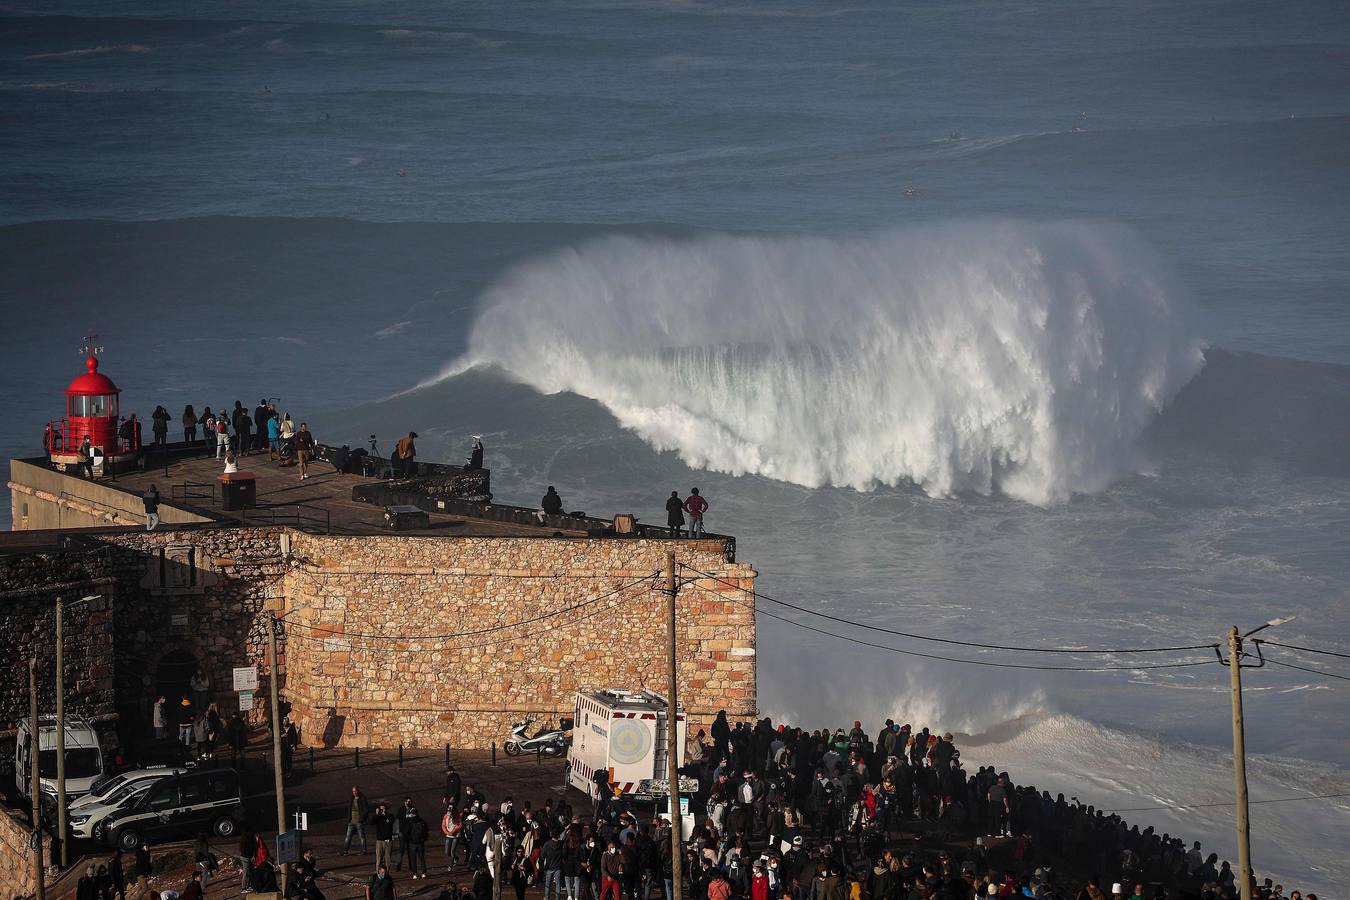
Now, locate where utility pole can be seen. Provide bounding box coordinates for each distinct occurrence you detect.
[55,598,68,869]
[29,657,45,900]
[1228,625,1253,900]
[267,612,288,894]
[664,551,683,900]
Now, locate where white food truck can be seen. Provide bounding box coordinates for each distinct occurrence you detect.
[568,689,686,799]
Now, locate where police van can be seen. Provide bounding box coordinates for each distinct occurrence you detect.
[99,768,244,851]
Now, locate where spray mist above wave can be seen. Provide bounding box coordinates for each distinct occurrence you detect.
[445,220,1204,505]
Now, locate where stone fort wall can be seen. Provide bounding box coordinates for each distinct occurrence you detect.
[0,528,757,751]
[282,533,757,749]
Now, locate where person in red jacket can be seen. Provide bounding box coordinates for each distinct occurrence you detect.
[750,861,770,900]
[684,488,709,538]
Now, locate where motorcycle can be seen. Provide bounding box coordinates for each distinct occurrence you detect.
[503,719,568,757]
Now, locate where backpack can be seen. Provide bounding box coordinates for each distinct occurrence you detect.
[411,818,429,843]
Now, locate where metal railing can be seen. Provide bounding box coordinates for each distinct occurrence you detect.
[171,480,216,503]
[45,417,142,455]
[239,503,332,534]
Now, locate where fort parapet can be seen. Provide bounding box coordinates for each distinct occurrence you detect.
[3,450,757,750]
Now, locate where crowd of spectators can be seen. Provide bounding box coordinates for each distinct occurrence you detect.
[243,713,1319,900]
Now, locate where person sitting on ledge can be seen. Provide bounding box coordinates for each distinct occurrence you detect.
[540,486,564,520]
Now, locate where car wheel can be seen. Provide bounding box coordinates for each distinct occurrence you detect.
[213,815,238,838]
[117,828,140,852]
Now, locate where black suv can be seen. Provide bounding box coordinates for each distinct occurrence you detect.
[100,768,244,851]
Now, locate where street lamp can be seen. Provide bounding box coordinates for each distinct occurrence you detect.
[1221,614,1295,900]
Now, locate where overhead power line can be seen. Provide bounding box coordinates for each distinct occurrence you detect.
[1262,656,1350,683]
[289,569,658,641]
[713,589,1214,673]
[283,575,658,654]
[1256,639,1350,660]
[679,564,1217,656]
[1107,791,1350,814]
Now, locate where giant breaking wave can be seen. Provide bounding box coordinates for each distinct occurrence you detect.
[443,221,1205,505]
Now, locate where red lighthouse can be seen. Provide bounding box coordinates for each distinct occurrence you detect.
[46,335,140,475]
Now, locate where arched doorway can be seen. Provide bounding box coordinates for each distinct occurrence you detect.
[155,649,200,711]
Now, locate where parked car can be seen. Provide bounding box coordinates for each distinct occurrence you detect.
[72,780,155,840]
[100,768,244,851]
[78,766,179,809]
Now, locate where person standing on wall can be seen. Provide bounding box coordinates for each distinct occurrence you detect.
[215,412,230,459]
[232,402,251,456]
[467,435,484,470]
[665,491,686,538]
[684,488,709,538]
[253,399,271,455]
[143,484,160,530]
[267,412,281,461]
[295,422,316,480]
[182,405,198,444]
[152,406,171,449]
[395,431,418,478]
[78,434,95,479]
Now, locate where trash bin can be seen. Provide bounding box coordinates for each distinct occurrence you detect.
[219,472,257,510]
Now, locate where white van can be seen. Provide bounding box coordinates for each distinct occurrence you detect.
[15,715,106,800]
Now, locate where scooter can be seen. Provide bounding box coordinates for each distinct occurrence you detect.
[503,719,568,757]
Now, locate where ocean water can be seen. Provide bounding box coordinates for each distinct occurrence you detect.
[1,1,1348,891]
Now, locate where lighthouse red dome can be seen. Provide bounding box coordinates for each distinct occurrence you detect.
[67,354,120,396]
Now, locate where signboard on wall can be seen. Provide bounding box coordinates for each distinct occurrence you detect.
[233,667,259,691]
[238,690,255,711]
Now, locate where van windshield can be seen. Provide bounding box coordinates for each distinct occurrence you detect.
[38,748,102,780]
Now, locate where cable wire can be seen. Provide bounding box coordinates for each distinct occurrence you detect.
[1106,791,1350,813]
[680,564,1218,656]
[284,575,658,654]
[288,568,658,641]
[1262,656,1350,683]
[716,590,1215,673]
[1256,639,1350,660]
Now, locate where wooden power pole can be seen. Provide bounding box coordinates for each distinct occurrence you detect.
[268,612,288,894]
[665,551,683,900]
[29,657,45,900]
[55,598,68,870]
[1228,625,1253,900]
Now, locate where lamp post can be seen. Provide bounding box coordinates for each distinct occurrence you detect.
[1223,615,1295,900]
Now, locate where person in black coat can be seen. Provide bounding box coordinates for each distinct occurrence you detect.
[253,400,271,454]
[665,491,686,537]
[232,402,252,455]
[541,486,564,517]
[472,865,495,900]
[445,765,463,812]
[134,843,152,887]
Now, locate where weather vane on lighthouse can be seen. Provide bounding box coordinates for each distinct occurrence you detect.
[80,333,104,359]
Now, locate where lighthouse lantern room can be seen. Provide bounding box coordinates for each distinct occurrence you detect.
[47,335,141,475]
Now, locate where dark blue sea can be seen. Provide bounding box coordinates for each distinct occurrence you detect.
[1,1,1347,887]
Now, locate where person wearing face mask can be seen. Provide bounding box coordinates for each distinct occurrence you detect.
[583,835,602,900]
[600,843,622,900]
[366,863,395,900]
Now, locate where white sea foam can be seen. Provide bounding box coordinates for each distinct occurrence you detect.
[444,220,1204,505]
